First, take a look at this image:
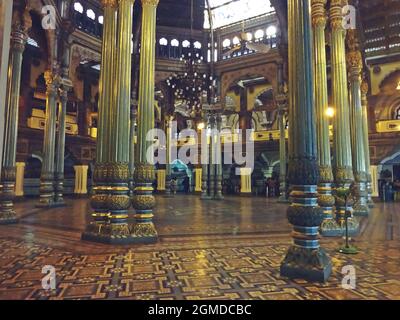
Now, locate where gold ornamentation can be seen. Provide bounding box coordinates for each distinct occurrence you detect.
[311,0,327,28]
[107,195,131,210]
[319,166,333,183]
[131,222,158,237]
[1,167,16,182]
[141,0,159,6]
[134,163,155,183]
[102,0,118,8]
[132,194,155,210]
[334,166,354,183]
[318,194,335,207]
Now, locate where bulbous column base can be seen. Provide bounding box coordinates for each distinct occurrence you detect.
[352,180,369,217]
[131,163,158,244]
[37,173,55,208]
[318,184,341,237]
[164,176,173,198]
[0,178,18,224]
[54,174,66,207]
[280,246,332,283]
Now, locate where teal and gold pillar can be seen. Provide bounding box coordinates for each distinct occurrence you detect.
[201,113,210,200]
[101,0,135,242]
[54,85,69,205]
[330,0,359,234]
[280,0,332,282]
[164,116,173,198]
[312,0,338,236]
[129,105,137,197]
[209,114,216,199]
[276,92,289,203]
[215,113,224,200]
[0,25,28,224]
[361,81,374,208]
[82,0,119,242]
[37,70,60,208]
[131,0,159,243]
[347,31,369,217]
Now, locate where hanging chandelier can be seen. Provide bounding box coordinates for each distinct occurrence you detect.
[166,45,215,112]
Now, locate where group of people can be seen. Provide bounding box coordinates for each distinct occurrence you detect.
[379,179,400,202]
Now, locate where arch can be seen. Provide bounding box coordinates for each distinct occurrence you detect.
[74,2,84,13]
[171,39,179,47]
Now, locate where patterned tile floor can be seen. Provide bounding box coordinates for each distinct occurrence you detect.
[0,196,399,300]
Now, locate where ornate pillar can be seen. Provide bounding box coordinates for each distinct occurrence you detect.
[276,93,289,203]
[208,114,216,198]
[312,0,338,236]
[37,70,60,208]
[361,81,374,208]
[347,31,369,216]
[330,0,358,234]
[280,0,331,282]
[215,113,224,200]
[0,24,28,224]
[131,0,159,243]
[164,116,173,198]
[54,85,70,205]
[129,106,137,197]
[82,0,119,242]
[201,113,210,200]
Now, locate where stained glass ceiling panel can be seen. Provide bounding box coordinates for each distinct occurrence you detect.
[205,0,275,29]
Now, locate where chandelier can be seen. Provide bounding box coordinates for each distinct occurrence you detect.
[166,45,215,112]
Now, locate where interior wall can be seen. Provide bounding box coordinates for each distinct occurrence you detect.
[0,0,13,175]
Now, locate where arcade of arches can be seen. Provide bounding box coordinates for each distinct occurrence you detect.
[0,0,400,300]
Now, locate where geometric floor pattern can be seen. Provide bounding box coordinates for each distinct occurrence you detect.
[1,235,399,300]
[1,196,400,300]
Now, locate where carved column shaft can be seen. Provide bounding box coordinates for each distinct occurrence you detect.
[215,113,224,200]
[361,81,374,208]
[0,28,27,224]
[330,0,358,234]
[38,71,60,207]
[54,88,68,204]
[83,0,120,243]
[347,38,369,216]
[280,0,332,283]
[312,0,337,235]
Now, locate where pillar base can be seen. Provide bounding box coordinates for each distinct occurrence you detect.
[36,200,58,209]
[353,204,369,217]
[0,213,18,225]
[82,231,142,245]
[280,246,332,283]
[214,194,224,201]
[201,195,212,200]
[278,196,290,203]
[130,222,158,244]
[240,192,252,197]
[320,218,343,237]
[368,199,375,208]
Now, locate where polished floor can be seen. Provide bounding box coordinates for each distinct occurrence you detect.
[0,195,399,300]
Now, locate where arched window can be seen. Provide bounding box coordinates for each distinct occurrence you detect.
[182,40,190,48]
[98,15,104,24]
[74,2,84,13]
[194,41,202,49]
[266,25,277,38]
[255,29,264,40]
[395,106,400,120]
[222,39,231,48]
[171,39,179,47]
[246,33,253,41]
[86,9,96,20]
[159,38,168,46]
[232,36,240,45]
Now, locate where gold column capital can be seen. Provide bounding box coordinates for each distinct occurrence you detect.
[312,0,327,28]
[141,0,159,6]
[102,0,118,8]
[361,81,369,95]
[330,0,348,31]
